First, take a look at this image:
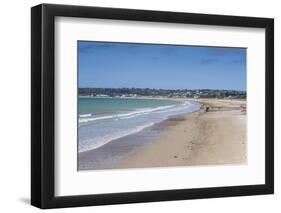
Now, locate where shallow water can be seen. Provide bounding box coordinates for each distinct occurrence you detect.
[78,97,200,153]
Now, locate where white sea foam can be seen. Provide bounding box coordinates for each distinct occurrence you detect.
[79,101,201,153]
[79,122,155,153]
[79,105,176,123]
[79,113,92,118]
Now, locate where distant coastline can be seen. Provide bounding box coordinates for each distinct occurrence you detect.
[79,87,246,100]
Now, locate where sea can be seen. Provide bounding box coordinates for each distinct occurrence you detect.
[78,97,201,154]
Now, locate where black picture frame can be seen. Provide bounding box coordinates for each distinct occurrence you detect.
[31,3,274,209]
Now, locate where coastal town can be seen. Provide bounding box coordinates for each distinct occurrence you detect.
[79,87,246,99]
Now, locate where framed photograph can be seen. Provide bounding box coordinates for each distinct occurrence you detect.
[31,3,274,209]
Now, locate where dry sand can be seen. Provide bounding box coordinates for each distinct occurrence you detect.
[115,99,247,169]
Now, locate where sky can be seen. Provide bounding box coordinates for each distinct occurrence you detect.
[78,41,246,91]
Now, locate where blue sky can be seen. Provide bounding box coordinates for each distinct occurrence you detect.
[78,41,246,91]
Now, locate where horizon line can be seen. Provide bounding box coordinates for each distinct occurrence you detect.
[79,87,246,92]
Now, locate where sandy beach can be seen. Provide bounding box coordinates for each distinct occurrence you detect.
[114,99,247,169]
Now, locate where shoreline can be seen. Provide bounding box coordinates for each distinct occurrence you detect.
[78,101,201,170]
[78,112,190,170]
[114,98,246,169]
[78,97,201,154]
[78,98,246,170]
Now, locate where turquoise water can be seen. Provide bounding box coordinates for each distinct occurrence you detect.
[78,97,200,153]
[79,97,178,118]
